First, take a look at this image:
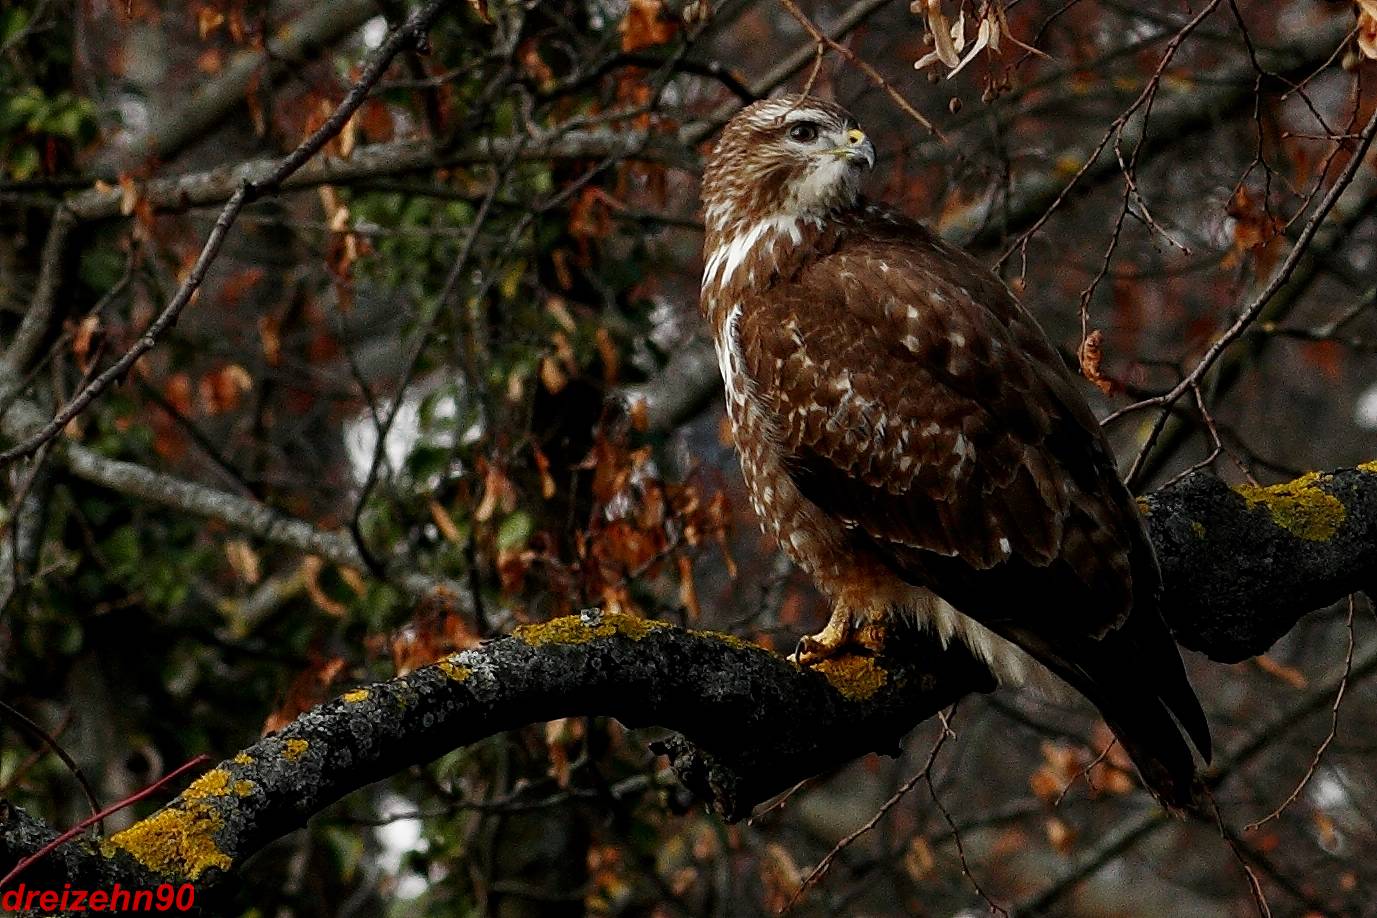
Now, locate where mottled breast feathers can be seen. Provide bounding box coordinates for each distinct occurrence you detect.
[734,206,1156,640]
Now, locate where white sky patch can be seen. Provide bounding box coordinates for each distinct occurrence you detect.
[345,387,461,486]
[1356,382,1377,431]
[1309,769,1350,810]
[375,793,428,900]
[362,15,388,50]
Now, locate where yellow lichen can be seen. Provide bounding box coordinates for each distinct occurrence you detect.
[1234,471,1345,542]
[1190,521,1206,538]
[103,803,232,880]
[436,657,472,681]
[233,780,255,797]
[515,612,668,646]
[813,655,888,701]
[283,738,309,761]
[1135,497,1151,516]
[1359,459,1377,474]
[233,752,253,766]
[182,769,231,800]
[701,630,760,652]
[342,689,370,703]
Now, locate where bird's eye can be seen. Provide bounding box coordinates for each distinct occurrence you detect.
[788,122,820,143]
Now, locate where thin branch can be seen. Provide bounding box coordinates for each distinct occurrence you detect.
[1243,595,1357,831]
[776,0,941,138]
[785,710,957,911]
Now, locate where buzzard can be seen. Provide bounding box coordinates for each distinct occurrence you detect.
[699,95,1211,810]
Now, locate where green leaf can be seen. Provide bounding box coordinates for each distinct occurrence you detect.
[7,143,40,180]
[496,511,532,551]
[0,8,30,48]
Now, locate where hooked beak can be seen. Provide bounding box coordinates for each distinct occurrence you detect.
[832,128,875,169]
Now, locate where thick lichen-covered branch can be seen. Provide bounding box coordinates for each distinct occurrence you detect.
[1146,463,1377,661]
[2,463,1374,901]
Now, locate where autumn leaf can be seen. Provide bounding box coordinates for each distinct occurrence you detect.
[199,363,252,415]
[195,47,222,74]
[117,172,141,216]
[196,5,224,39]
[466,0,492,24]
[428,498,463,542]
[224,539,261,585]
[302,556,349,617]
[1223,185,1282,271]
[262,654,347,734]
[70,315,102,374]
[1077,329,1119,395]
[1045,816,1077,855]
[619,0,677,52]
[677,555,700,619]
[163,372,194,416]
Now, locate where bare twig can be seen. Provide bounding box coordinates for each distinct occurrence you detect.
[1244,595,1358,831]
[775,0,941,138]
[784,709,959,912]
[1112,101,1377,487]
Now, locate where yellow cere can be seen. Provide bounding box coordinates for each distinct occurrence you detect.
[1234,471,1345,542]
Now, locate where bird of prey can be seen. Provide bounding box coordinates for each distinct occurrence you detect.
[698,95,1211,810]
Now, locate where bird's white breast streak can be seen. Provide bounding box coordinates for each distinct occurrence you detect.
[702,215,805,291]
[716,302,747,412]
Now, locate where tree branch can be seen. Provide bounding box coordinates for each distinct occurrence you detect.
[0,400,467,605]
[3,463,1373,897]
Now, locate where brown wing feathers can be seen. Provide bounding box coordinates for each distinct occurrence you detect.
[747,207,1211,808]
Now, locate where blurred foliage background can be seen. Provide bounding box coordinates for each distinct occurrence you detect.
[3,0,1377,914]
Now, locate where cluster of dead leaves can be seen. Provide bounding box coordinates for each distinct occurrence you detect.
[147,364,252,459]
[913,0,1044,78]
[1222,185,1283,274]
[1029,728,1136,807]
[576,433,732,618]
[619,0,677,53]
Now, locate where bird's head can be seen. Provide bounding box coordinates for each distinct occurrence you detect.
[701,95,875,237]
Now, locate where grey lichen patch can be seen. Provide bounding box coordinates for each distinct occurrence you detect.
[1234,471,1345,542]
[515,610,668,646]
